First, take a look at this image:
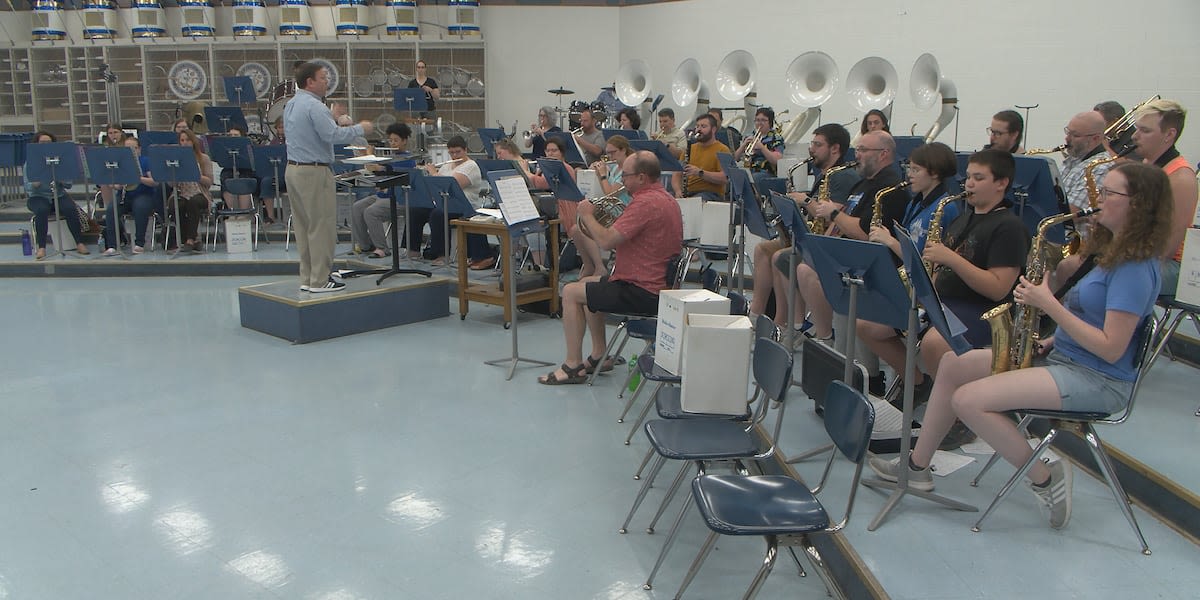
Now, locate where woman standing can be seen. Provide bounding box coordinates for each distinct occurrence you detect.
[407,59,440,119]
[174,129,214,253]
[25,131,90,259]
[869,162,1173,530]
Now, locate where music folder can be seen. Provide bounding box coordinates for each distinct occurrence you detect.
[602,128,647,141]
[729,169,772,239]
[627,140,683,172]
[543,131,586,167]
[476,128,506,158]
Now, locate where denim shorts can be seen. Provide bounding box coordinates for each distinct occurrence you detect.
[1038,349,1132,415]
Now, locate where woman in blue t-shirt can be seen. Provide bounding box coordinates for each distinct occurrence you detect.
[868,162,1174,530]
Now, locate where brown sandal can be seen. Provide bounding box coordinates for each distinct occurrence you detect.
[538,363,588,385]
[584,355,615,374]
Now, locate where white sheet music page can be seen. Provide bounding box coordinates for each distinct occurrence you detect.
[494,175,540,226]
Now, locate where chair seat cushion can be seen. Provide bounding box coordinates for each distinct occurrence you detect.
[693,475,828,535]
[656,387,750,421]
[626,318,657,340]
[644,419,759,460]
[638,354,681,383]
[1021,408,1111,421]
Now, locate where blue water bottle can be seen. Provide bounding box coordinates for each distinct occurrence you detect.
[20,229,33,256]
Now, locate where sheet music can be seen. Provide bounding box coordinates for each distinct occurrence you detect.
[493,175,540,225]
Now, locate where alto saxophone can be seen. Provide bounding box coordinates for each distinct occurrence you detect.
[769,157,814,246]
[981,207,1100,374]
[871,181,912,289]
[809,161,858,235]
[924,190,971,276]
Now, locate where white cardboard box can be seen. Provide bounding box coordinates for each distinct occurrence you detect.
[225,218,253,254]
[654,289,731,375]
[681,313,753,415]
[700,201,731,247]
[677,196,703,241]
[1176,228,1200,306]
[577,168,601,199]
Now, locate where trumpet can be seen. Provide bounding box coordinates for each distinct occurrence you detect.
[570,127,584,136]
[742,127,764,167]
[1026,144,1067,156]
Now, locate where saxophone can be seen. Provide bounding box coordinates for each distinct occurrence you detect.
[924,190,971,275]
[768,157,814,246]
[810,161,858,235]
[872,181,912,289]
[981,207,1101,374]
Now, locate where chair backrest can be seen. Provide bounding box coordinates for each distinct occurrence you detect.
[664,253,685,290]
[1110,316,1160,425]
[822,381,876,463]
[752,337,793,406]
[754,314,778,341]
[701,264,723,293]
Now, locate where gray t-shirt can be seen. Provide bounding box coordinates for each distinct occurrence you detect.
[579,129,606,165]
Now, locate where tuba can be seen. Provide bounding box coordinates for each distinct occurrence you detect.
[982,207,1100,374]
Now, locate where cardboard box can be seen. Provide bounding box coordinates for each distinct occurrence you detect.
[700,200,731,247]
[681,313,753,415]
[576,168,601,199]
[1176,228,1200,306]
[677,196,702,241]
[654,289,731,375]
[225,218,253,254]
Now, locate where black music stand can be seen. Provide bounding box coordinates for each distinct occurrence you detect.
[772,191,810,353]
[140,130,179,149]
[26,142,84,259]
[146,144,201,258]
[209,136,253,176]
[476,128,505,159]
[393,88,428,115]
[484,170,556,380]
[859,225,977,530]
[413,174,473,269]
[203,107,249,134]
[222,76,257,106]
[544,131,586,167]
[627,140,683,172]
[253,143,287,229]
[726,167,761,293]
[537,159,583,202]
[84,146,142,259]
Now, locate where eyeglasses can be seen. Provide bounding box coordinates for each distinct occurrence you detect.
[986,127,1010,136]
[416,65,426,69]
[1064,127,1102,138]
[906,164,926,173]
[854,147,884,154]
[620,171,638,178]
[1099,187,1131,199]
[605,148,619,155]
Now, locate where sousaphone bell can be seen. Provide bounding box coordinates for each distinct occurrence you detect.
[908,53,958,143]
[845,56,898,116]
[782,51,839,145]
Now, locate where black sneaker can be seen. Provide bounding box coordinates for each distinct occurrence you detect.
[890,376,934,411]
[869,372,886,397]
[308,278,347,293]
[939,420,977,451]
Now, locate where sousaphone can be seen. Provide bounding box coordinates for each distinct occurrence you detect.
[909,53,958,143]
[782,51,839,145]
[845,56,898,116]
[716,50,758,133]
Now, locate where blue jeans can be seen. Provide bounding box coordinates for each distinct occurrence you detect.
[27,194,83,249]
[104,191,163,249]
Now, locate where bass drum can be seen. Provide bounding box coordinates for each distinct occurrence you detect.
[264,80,297,123]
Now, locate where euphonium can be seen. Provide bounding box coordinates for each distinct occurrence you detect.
[924,190,971,275]
[981,207,1101,374]
[810,161,858,235]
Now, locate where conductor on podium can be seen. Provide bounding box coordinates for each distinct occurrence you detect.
[284,61,374,293]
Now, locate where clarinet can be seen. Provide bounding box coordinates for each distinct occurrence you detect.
[680,130,699,197]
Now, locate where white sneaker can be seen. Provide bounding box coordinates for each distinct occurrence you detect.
[868,455,934,491]
[1028,459,1073,529]
[132,245,144,254]
[299,285,311,292]
[308,278,347,293]
[103,248,118,257]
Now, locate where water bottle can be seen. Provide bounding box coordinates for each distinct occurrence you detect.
[627,353,640,393]
[20,229,33,256]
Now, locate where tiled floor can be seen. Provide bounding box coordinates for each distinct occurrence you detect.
[1,266,1198,598]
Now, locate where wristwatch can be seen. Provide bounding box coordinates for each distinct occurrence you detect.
[598,174,607,180]
[828,208,841,221]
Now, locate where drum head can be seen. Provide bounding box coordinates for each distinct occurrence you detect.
[368,68,387,86]
[265,97,292,123]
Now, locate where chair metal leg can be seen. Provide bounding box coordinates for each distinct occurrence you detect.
[624,391,659,445]
[971,414,1034,486]
[616,356,639,399]
[785,442,834,464]
[633,447,654,480]
[588,321,629,386]
[1084,428,1151,555]
[784,546,806,578]
[647,462,694,534]
[972,430,1059,532]
[618,376,653,423]
[672,530,720,600]
[620,455,666,534]
[741,534,780,600]
[643,494,695,590]
[285,215,293,251]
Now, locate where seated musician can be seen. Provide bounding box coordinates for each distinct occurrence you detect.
[219,125,268,223]
[538,150,683,385]
[102,136,161,256]
[617,108,641,132]
[789,131,908,343]
[573,107,606,165]
[986,109,1025,155]
[749,123,858,325]
[174,129,215,253]
[1130,99,1195,301]
[734,107,784,176]
[97,122,128,211]
[850,109,890,148]
[709,108,742,151]
[406,135,489,268]
[672,113,729,200]
[523,106,560,159]
[539,138,605,278]
[25,131,90,259]
[653,108,686,160]
[350,123,411,259]
[870,162,1173,529]
[591,135,633,205]
[1058,110,1112,213]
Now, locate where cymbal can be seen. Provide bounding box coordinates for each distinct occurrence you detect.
[548,87,574,95]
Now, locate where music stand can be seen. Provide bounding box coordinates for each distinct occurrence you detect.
[859,225,977,529]
[393,88,428,115]
[726,167,760,293]
[484,170,555,380]
[412,174,474,269]
[603,128,647,141]
[476,128,506,158]
[627,140,684,172]
[203,107,249,134]
[771,190,810,360]
[222,76,257,106]
[146,144,201,258]
[140,130,179,149]
[84,145,142,259]
[537,159,584,202]
[26,142,84,259]
[253,143,287,231]
[543,131,586,167]
[1011,155,1066,243]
